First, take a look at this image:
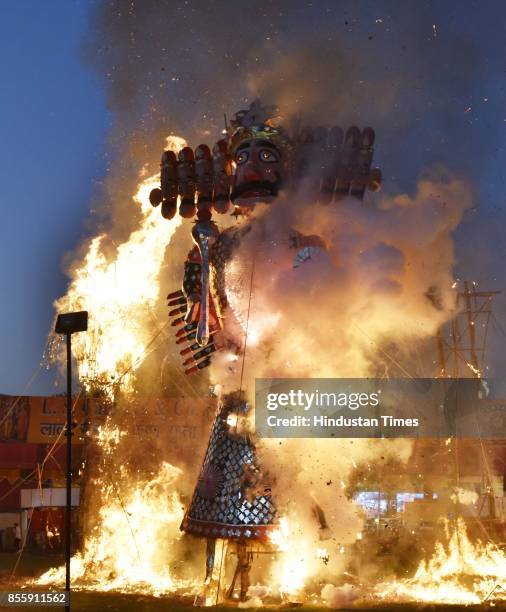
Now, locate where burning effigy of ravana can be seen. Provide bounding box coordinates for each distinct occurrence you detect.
[40,96,483,605]
[146,99,468,604]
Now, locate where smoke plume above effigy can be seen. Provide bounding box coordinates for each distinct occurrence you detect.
[38,0,506,606]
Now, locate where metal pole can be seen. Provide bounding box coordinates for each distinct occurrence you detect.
[65,333,72,612]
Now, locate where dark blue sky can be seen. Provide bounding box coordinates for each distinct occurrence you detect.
[0,1,110,394]
[1,1,506,395]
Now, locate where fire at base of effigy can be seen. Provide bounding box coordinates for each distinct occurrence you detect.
[34,450,506,608]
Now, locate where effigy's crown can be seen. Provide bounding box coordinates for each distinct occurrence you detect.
[228,99,292,157]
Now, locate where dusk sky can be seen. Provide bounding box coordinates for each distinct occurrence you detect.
[1,1,109,394]
[2,1,506,395]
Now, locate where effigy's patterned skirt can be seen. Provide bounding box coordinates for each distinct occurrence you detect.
[181,392,277,540]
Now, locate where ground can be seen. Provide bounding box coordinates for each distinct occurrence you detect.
[0,553,500,611]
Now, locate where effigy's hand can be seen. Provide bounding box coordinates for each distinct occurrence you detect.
[149,140,233,219]
[294,125,382,203]
[184,297,200,324]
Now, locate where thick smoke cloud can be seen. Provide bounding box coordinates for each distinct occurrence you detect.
[82,1,506,371]
[83,1,498,180]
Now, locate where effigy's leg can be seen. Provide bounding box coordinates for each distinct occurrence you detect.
[194,538,228,606]
[238,542,253,602]
[204,538,215,582]
[225,540,253,601]
[225,552,240,600]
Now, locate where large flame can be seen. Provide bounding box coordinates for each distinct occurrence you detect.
[37,460,196,595]
[51,136,185,395]
[267,515,340,601]
[38,137,200,596]
[268,517,309,597]
[376,518,506,605]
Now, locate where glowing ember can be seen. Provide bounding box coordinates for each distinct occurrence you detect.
[226,413,238,428]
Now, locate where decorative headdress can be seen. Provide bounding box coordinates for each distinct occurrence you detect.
[228,99,293,157]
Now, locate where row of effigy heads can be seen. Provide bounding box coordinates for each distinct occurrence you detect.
[149,125,382,220]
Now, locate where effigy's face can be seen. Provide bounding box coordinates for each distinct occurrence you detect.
[231,139,283,208]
